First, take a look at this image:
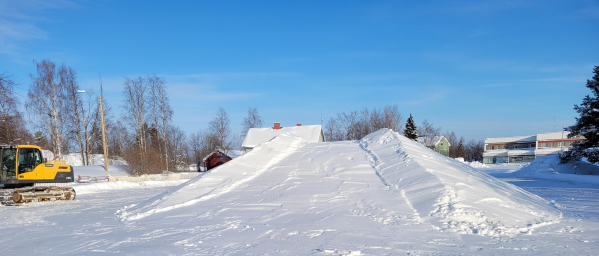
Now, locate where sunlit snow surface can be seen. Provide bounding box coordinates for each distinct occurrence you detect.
[115,129,561,252]
[5,129,599,254]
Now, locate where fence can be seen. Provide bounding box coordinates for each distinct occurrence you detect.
[108,173,200,182]
[33,172,201,187]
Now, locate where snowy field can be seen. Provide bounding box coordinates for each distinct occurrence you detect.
[2,130,599,255]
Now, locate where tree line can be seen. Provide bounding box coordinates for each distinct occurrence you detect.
[1,59,484,176]
[324,105,484,161]
[1,59,267,175]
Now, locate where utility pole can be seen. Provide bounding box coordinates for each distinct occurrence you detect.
[553,117,556,132]
[78,90,109,171]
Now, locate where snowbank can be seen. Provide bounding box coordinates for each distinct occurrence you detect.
[512,155,599,184]
[118,129,560,240]
[467,161,488,168]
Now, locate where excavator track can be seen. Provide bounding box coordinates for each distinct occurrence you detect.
[0,186,76,206]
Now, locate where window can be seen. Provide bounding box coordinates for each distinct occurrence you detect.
[2,148,17,178]
[496,157,508,163]
[18,148,42,174]
[510,157,523,163]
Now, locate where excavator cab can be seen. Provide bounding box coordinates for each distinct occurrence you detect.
[17,147,43,175]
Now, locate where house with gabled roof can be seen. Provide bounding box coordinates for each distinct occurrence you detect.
[417,135,450,156]
[241,122,325,152]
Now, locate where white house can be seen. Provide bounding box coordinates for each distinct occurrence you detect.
[483,131,585,164]
[241,122,325,152]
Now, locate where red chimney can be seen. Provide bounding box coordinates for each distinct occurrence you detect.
[296,123,301,126]
[274,122,281,130]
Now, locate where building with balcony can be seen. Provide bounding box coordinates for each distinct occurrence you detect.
[483,131,584,164]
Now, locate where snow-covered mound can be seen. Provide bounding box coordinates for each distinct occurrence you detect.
[117,129,560,253]
[361,130,560,236]
[516,155,599,176]
[507,155,599,185]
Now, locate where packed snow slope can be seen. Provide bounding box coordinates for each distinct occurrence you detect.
[118,129,560,253]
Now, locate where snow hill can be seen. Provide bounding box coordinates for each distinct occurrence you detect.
[509,154,599,185]
[117,129,560,253]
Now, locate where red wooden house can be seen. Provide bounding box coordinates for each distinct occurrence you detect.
[201,149,243,171]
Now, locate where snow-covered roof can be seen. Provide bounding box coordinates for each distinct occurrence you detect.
[202,149,244,162]
[417,136,449,147]
[485,135,536,144]
[537,131,584,141]
[241,125,324,149]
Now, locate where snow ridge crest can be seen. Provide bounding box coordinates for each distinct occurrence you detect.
[360,129,561,237]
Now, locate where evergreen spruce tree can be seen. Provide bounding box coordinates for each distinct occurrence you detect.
[559,65,599,164]
[404,114,418,141]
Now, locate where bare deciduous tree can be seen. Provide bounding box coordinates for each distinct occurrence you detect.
[122,76,148,150]
[61,66,86,165]
[382,104,403,132]
[209,107,232,153]
[324,117,343,142]
[121,76,150,175]
[324,104,404,141]
[167,126,188,171]
[148,75,172,171]
[465,139,484,162]
[338,110,359,140]
[157,78,173,171]
[0,73,30,144]
[189,129,219,171]
[444,131,466,158]
[241,107,263,135]
[27,60,71,159]
[417,119,441,149]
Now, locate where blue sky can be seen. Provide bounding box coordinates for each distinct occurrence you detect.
[1,0,598,141]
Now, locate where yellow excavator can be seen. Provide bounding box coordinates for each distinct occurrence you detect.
[0,144,75,205]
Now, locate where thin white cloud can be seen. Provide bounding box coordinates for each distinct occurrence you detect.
[0,0,77,58]
[444,1,528,14]
[404,91,447,105]
[168,83,262,102]
[567,4,599,19]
